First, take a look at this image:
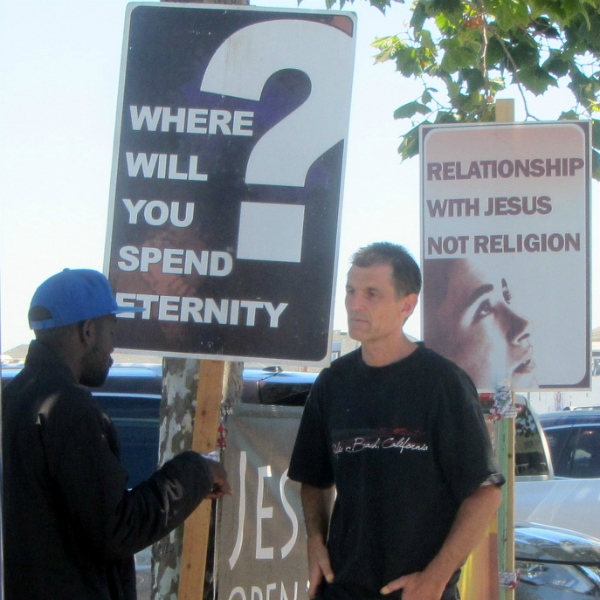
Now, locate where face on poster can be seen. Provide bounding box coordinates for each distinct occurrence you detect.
[104,3,356,364]
[421,122,590,392]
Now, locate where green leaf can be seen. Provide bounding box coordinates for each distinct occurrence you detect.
[559,110,579,120]
[517,65,558,94]
[395,45,423,77]
[393,101,431,119]
[514,1,531,26]
[418,28,436,54]
[461,68,486,94]
[447,81,461,99]
[435,111,459,124]
[435,12,458,35]
[529,16,560,38]
[455,91,483,113]
[410,1,427,32]
[489,77,507,93]
[562,0,589,22]
[372,35,400,63]
[485,36,505,67]
[364,0,392,12]
[567,65,600,105]
[440,38,479,71]
[543,53,570,77]
[422,89,433,103]
[591,118,600,147]
[431,0,462,14]
[398,125,420,161]
[508,37,540,70]
[495,0,530,30]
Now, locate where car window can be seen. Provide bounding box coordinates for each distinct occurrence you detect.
[259,381,311,406]
[515,405,550,476]
[543,428,573,477]
[571,428,600,478]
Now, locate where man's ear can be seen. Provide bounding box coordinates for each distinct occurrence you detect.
[400,293,419,320]
[78,319,97,347]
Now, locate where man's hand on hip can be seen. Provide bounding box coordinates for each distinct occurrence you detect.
[307,536,334,598]
[381,571,446,600]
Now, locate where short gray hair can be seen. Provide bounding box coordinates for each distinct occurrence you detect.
[351,242,421,298]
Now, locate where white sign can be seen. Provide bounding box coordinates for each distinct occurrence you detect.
[421,122,590,391]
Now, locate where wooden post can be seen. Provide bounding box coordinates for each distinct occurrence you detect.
[178,360,226,600]
[495,99,515,124]
[494,98,516,600]
[497,405,516,600]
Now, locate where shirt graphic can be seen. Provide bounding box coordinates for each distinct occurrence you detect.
[332,427,429,456]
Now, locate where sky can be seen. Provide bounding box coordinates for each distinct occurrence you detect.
[1,0,598,356]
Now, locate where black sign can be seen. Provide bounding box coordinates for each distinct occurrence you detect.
[106,4,356,363]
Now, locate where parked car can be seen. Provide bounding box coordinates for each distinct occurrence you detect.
[515,523,600,599]
[538,410,600,479]
[241,366,315,406]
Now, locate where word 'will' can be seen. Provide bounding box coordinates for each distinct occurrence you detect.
[126,153,207,181]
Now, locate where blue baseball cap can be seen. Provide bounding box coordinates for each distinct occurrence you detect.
[28,269,140,331]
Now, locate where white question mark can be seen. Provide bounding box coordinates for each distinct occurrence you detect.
[200,19,355,188]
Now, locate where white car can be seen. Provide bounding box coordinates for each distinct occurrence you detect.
[514,397,600,540]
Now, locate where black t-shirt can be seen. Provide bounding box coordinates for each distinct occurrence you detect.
[289,344,503,600]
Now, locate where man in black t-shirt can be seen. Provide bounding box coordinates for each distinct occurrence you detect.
[289,243,504,600]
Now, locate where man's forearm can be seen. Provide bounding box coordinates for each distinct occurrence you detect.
[300,483,335,540]
[423,484,503,589]
[301,483,336,595]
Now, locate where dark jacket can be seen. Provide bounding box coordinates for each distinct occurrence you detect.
[2,341,214,599]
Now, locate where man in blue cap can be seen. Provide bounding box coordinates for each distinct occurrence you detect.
[3,269,231,600]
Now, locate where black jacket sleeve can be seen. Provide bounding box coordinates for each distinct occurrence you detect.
[41,387,214,560]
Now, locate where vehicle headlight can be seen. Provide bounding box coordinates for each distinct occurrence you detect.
[516,561,599,594]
